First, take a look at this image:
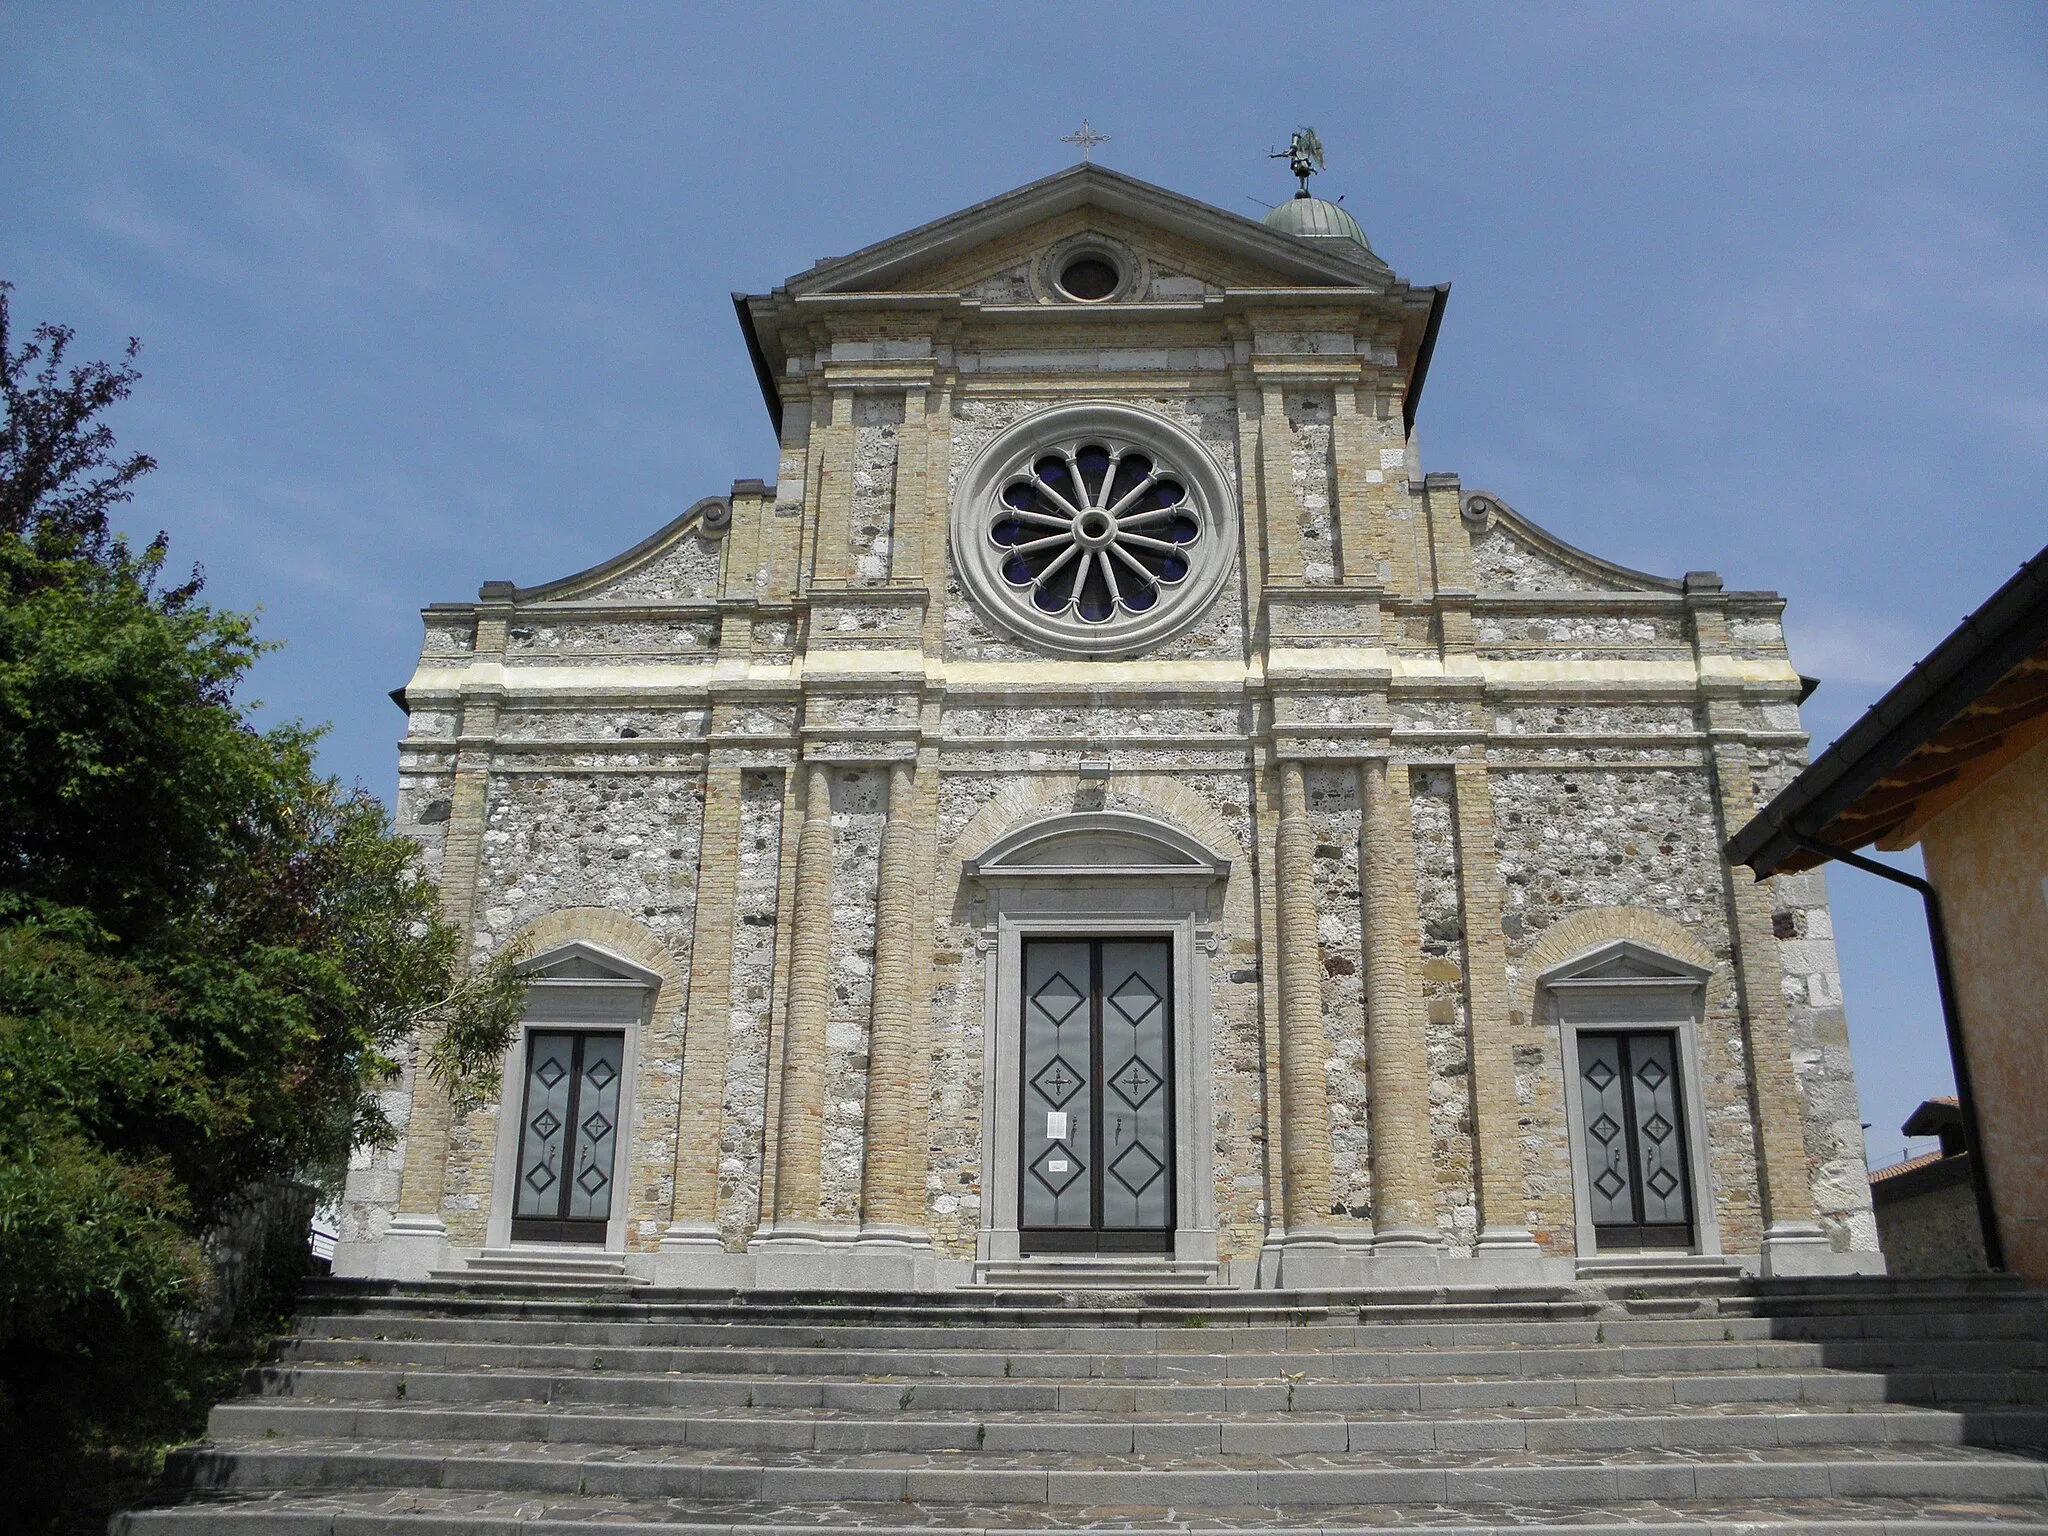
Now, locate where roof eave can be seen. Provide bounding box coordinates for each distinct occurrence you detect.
[734,292,782,436]
[1404,284,1450,437]
[789,163,1394,297]
[1728,540,2048,877]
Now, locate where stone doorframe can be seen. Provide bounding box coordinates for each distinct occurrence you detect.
[963,810,1229,1273]
[483,940,663,1254]
[1538,938,1723,1263]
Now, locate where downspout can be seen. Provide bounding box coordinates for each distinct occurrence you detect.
[1782,829,2006,1272]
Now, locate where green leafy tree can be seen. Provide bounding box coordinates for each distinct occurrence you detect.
[0,283,526,1527]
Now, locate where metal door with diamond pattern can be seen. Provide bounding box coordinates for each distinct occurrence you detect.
[1020,938,1173,1253]
[1577,1031,1693,1250]
[511,1030,624,1244]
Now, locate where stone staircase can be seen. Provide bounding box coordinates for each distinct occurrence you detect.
[115,1273,2048,1534]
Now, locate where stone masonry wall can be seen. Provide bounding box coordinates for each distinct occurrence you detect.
[1751,742,1879,1255]
[1489,763,1764,1257]
[928,774,1005,1255]
[336,756,457,1245]
[1287,390,1338,585]
[1305,767,1370,1223]
[448,770,705,1250]
[1411,767,1479,1254]
[717,770,786,1249]
[822,767,887,1225]
[1470,523,1614,593]
[590,532,724,602]
[851,396,902,584]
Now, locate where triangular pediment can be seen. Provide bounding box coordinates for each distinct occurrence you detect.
[1543,939,1710,987]
[876,206,1308,302]
[787,164,1392,298]
[519,941,662,988]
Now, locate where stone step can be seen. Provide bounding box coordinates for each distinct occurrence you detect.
[255,1362,2044,1413]
[304,1276,2048,1326]
[289,1312,1768,1349]
[163,1438,2048,1506]
[1574,1258,1751,1301]
[427,1248,653,1290]
[108,1487,2048,1535]
[119,1276,2048,1533]
[974,1257,1228,1289]
[284,1310,2048,1350]
[314,1292,1608,1330]
[206,1397,2048,1455]
[293,1298,2048,1349]
[266,1333,2048,1379]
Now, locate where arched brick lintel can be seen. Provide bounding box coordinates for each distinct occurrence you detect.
[1520,906,1720,1018]
[496,906,688,1035]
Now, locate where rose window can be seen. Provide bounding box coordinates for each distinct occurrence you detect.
[950,402,1238,658]
[989,443,1202,626]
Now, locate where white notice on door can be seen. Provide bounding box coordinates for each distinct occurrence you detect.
[1048,1159,1069,1173]
[1046,1111,1068,1140]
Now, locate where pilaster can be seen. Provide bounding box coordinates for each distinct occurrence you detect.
[1424,472,1477,648]
[888,388,930,587]
[1274,760,1336,1235]
[1452,760,1542,1264]
[920,374,956,654]
[809,387,855,587]
[766,400,813,602]
[859,760,936,1250]
[1259,383,1305,584]
[764,762,835,1236]
[389,595,508,1277]
[1329,383,1374,585]
[661,758,744,1259]
[1686,573,1832,1274]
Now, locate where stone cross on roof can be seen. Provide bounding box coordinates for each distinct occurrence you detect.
[1061,119,1109,163]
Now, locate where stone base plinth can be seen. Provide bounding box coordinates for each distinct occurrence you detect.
[1761,1222,1888,1277]
[334,1213,446,1281]
[750,1224,961,1291]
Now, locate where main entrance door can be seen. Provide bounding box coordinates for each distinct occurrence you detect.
[1576,1031,1694,1250]
[1020,938,1174,1254]
[511,1030,624,1244]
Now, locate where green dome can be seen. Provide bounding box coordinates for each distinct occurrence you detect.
[1262,194,1372,251]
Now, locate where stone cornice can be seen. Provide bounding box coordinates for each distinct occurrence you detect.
[399,648,1806,704]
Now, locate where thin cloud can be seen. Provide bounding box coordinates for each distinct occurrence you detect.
[79,85,491,300]
[1782,607,1936,690]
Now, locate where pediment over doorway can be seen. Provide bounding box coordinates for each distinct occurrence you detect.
[963,810,1230,885]
[516,940,663,1025]
[1540,937,1703,999]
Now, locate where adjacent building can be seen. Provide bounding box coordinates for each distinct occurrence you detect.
[1868,1098,1987,1277]
[1732,542,2048,1287]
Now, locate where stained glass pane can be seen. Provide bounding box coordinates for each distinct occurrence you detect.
[1108,453,1152,505]
[1074,444,1112,500]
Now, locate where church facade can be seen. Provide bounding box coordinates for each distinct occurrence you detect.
[335,163,1882,1289]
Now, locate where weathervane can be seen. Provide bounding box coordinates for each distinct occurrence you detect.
[1269,126,1326,196]
[1062,119,1109,163]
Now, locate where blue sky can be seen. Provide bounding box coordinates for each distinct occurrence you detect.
[4,2,2043,1171]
